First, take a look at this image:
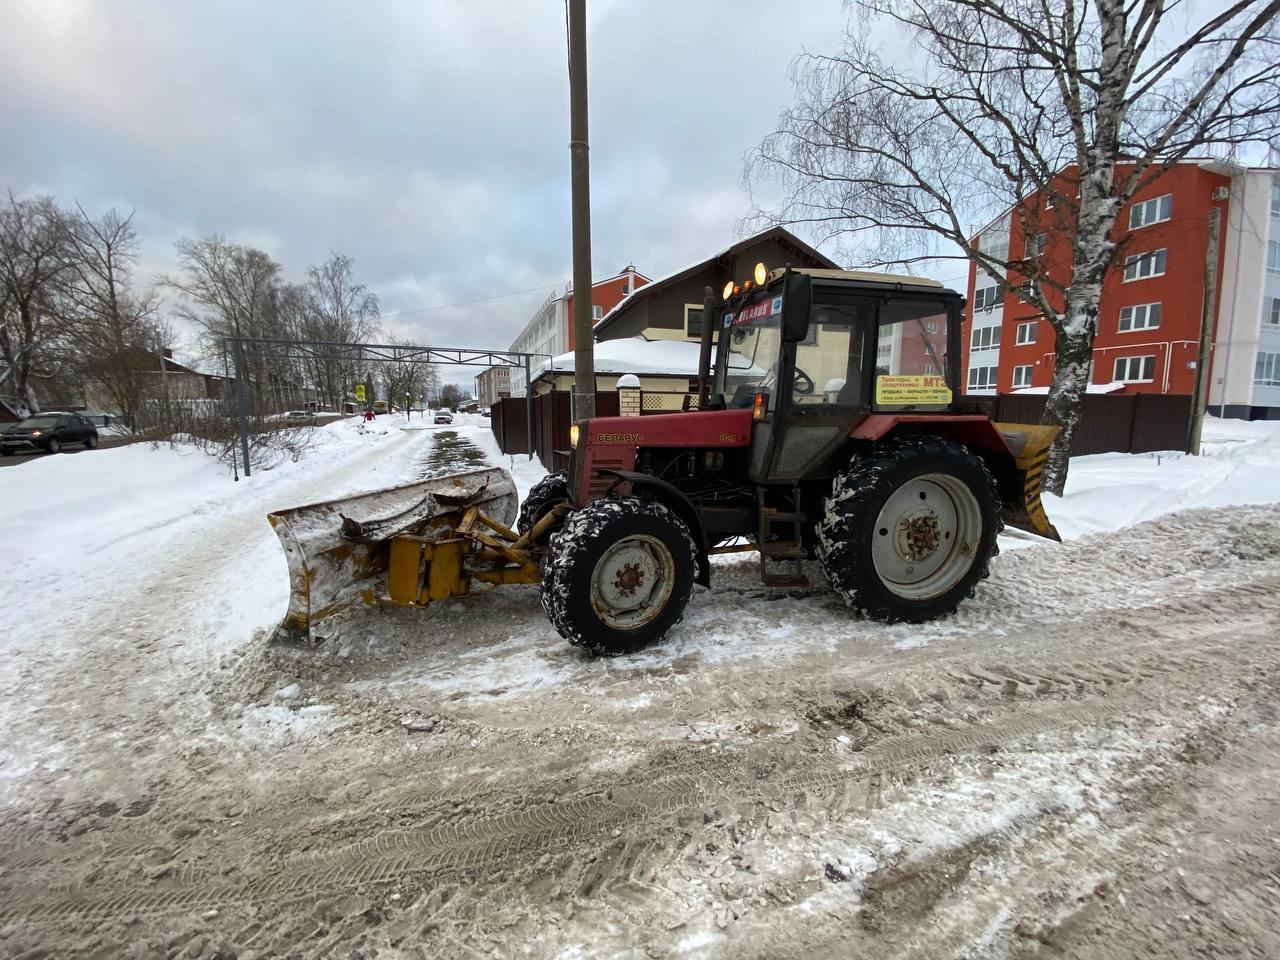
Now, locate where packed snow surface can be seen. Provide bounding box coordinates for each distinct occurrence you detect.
[2,414,1279,958]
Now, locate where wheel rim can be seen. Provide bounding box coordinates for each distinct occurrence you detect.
[870,472,982,600]
[589,534,676,630]
[48,440,59,453]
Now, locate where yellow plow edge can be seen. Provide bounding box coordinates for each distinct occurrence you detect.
[267,467,519,645]
[994,422,1062,542]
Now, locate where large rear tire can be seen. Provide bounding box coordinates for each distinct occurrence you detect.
[517,470,568,538]
[816,436,1001,623]
[540,496,697,656]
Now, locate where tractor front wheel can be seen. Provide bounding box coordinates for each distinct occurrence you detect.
[817,436,1001,622]
[540,497,697,656]
[517,470,568,540]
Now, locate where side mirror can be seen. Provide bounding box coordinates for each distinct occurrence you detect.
[781,274,812,342]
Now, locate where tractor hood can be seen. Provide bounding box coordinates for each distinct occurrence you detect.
[583,408,753,449]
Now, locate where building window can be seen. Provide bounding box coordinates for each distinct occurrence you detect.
[1113,355,1156,383]
[1128,194,1173,229]
[923,362,936,375]
[684,304,704,339]
[1266,297,1280,328]
[1024,233,1046,258]
[1119,302,1162,332]
[592,305,604,320]
[1269,240,1280,276]
[972,283,1004,312]
[1272,182,1280,218]
[1012,364,1033,388]
[970,325,1001,351]
[968,365,998,390]
[622,282,630,295]
[980,238,1009,267]
[1123,249,1167,281]
[1015,321,1037,345]
[1257,351,1280,386]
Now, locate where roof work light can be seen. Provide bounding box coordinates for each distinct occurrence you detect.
[754,262,767,285]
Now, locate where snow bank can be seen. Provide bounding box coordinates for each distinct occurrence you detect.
[0,416,428,655]
[1030,416,1280,543]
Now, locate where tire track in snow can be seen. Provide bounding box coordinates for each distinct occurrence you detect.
[4,621,1277,927]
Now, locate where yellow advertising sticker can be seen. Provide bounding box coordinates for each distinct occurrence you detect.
[354,383,367,401]
[875,374,953,406]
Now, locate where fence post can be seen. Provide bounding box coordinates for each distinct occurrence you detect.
[617,374,641,416]
[523,356,533,461]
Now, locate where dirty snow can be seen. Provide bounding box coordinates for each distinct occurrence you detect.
[1,414,1279,958]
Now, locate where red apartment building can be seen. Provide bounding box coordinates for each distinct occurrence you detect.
[506,265,652,395]
[960,160,1280,418]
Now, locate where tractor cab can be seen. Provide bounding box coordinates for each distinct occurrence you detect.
[711,268,961,483]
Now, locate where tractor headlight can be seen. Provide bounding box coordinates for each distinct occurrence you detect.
[754,262,767,285]
[569,424,580,448]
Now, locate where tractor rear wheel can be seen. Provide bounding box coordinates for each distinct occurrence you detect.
[816,436,1001,622]
[517,470,568,539]
[540,496,697,656]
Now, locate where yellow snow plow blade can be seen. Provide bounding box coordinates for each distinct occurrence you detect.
[994,422,1061,542]
[267,467,519,645]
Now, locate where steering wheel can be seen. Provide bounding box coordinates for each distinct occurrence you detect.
[793,366,816,395]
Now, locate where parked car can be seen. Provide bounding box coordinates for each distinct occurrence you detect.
[481,409,491,419]
[433,409,454,425]
[1,413,99,456]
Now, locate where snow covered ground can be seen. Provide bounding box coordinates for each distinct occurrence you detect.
[1,414,1278,959]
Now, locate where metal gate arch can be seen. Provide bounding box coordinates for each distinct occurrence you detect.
[222,335,549,477]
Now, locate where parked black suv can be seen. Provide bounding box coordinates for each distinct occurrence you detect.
[0,414,100,456]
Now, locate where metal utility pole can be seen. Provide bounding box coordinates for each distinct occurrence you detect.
[567,0,595,422]
[1187,206,1221,455]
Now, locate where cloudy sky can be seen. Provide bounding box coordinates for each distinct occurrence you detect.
[3,0,955,353]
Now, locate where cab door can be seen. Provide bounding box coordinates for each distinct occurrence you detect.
[759,294,877,483]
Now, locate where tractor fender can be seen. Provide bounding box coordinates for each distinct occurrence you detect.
[849,414,1060,541]
[597,468,711,587]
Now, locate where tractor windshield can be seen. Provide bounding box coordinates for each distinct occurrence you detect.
[719,296,783,407]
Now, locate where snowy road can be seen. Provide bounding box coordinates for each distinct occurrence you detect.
[2,417,1279,958]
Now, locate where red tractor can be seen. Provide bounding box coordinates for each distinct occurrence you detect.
[267,268,1057,656]
[522,267,1059,654]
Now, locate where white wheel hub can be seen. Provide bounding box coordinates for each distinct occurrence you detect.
[589,534,675,629]
[871,473,982,600]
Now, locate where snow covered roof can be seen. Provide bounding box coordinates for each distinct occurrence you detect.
[592,226,839,337]
[1011,382,1125,395]
[167,347,227,377]
[539,337,704,379]
[537,336,768,382]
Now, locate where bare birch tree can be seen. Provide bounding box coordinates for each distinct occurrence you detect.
[748,0,1280,492]
[0,193,73,413]
[305,252,381,407]
[164,236,282,410]
[58,205,166,427]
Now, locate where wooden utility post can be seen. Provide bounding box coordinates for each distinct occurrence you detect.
[567,0,595,422]
[1187,206,1221,455]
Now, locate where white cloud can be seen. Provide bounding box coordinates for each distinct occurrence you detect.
[0,0,855,352]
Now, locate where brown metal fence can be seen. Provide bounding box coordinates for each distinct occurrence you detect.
[967,392,1192,456]
[489,398,528,455]
[492,391,619,470]
[493,388,1194,464]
